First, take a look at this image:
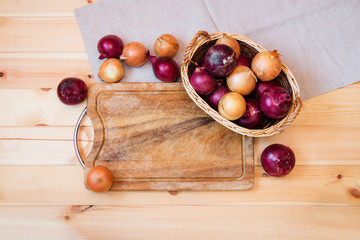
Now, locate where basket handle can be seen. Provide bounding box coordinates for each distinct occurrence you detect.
[187,31,210,48]
[183,31,210,66]
[73,107,87,169]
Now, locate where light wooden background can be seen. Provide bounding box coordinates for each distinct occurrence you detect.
[1,1,360,239]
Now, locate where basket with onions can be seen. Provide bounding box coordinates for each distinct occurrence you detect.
[181,31,302,137]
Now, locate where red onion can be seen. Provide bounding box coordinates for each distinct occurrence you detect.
[190,66,216,95]
[97,35,124,60]
[236,54,251,68]
[235,97,263,129]
[260,86,292,119]
[146,50,180,82]
[261,144,295,177]
[57,77,87,105]
[205,83,229,110]
[253,80,280,98]
[204,44,236,77]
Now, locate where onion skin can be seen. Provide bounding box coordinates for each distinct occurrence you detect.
[261,144,295,177]
[236,54,251,68]
[57,77,87,105]
[215,34,241,60]
[205,83,230,110]
[97,35,124,60]
[235,97,264,129]
[190,66,216,95]
[253,80,280,98]
[260,86,292,119]
[218,92,246,120]
[204,44,236,78]
[98,58,124,83]
[146,50,180,82]
[251,50,282,81]
[85,165,114,193]
[120,42,147,67]
[154,34,179,58]
[226,66,256,96]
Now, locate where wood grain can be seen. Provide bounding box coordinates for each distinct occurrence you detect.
[0,53,94,89]
[86,83,254,190]
[0,17,84,52]
[0,165,359,206]
[0,205,359,240]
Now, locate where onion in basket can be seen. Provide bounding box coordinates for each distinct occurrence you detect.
[226,66,256,96]
[235,96,264,129]
[260,86,292,119]
[204,44,236,78]
[251,50,282,81]
[215,34,240,60]
[190,66,216,95]
[218,92,246,120]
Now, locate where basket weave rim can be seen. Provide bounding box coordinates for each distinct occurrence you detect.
[181,31,302,138]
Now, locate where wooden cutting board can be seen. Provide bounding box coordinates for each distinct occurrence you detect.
[85,82,254,191]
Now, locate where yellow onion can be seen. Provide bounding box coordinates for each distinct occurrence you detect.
[154,34,179,58]
[218,92,246,120]
[251,50,282,81]
[227,66,256,96]
[98,58,124,83]
[215,34,241,60]
[120,42,147,67]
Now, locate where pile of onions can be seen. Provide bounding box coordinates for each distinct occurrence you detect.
[251,50,282,81]
[98,58,124,83]
[97,35,124,60]
[154,34,179,58]
[120,42,147,67]
[146,50,180,82]
[261,144,296,177]
[215,34,241,60]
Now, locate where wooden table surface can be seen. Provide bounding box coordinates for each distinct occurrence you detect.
[1,1,359,239]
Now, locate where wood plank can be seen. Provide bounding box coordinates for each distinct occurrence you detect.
[0,88,91,126]
[254,125,360,165]
[0,125,359,166]
[1,125,359,166]
[0,205,359,240]
[0,53,94,89]
[0,126,93,141]
[0,17,84,52]
[0,0,96,16]
[0,165,359,206]
[1,86,359,126]
[0,139,91,165]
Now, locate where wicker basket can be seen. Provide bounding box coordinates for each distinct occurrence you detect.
[181,31,302,137]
